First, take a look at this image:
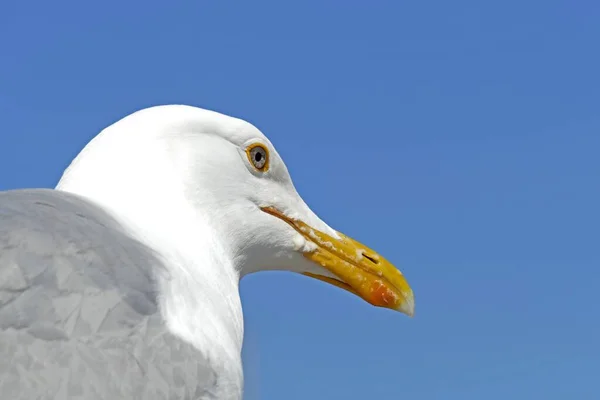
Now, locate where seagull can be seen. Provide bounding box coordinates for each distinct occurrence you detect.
[0,105,414,400]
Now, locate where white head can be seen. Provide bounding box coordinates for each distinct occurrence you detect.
[57,105,414,317]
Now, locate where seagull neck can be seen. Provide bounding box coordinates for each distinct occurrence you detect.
[64,184,245,393]
[56,149,245,378]
[56,126,247,373]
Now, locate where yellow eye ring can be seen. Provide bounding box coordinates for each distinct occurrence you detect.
[246,143,270,172]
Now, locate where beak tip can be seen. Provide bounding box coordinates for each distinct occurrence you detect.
[396,294,415,317]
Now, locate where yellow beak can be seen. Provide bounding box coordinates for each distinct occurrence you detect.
[261,207,415,317]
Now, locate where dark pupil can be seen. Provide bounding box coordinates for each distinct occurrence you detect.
[254,151,263,162]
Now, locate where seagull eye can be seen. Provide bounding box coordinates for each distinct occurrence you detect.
[246,144,269,172]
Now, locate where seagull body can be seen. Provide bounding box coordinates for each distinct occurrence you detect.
[0,105,414,399]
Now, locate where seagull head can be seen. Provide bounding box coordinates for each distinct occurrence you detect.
[57,105,415,316]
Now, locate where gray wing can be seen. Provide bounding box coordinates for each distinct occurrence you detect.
[0,189,215,400]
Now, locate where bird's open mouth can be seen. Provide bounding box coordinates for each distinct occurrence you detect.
[260,206,415,316]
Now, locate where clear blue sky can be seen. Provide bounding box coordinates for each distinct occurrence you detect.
[1,1,599,399]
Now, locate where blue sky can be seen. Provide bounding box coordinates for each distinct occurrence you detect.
[1,1,599,399]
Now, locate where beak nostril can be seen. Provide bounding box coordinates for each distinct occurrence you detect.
[362,252,379,264]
